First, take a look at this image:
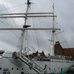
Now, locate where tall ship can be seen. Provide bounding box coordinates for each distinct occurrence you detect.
[0,0,74,74]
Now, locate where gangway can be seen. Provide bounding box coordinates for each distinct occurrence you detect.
[12,52,47,74]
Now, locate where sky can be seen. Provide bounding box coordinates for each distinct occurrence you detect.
[0,0,74,55]
[54,0,74,48]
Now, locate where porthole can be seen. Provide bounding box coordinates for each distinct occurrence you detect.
[0,67,2,70]
[21,72,24,74]
[12,68,14,70]
[22,68,23,70]
[17,68,19,70]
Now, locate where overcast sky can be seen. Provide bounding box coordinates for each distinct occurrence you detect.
[54,0,74,48]
[0,0,74,55]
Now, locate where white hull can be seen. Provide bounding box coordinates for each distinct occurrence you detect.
[0,55,74,74]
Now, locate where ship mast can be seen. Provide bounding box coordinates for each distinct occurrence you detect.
[51,3,55,55]
[20,0,31,54]
[0,0,60,56]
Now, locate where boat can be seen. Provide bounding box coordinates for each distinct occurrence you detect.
[0,0,74,74]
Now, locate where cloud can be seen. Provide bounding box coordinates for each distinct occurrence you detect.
[0,0,74,55]
[54,0,74,48]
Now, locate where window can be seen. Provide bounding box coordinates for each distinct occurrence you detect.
[3,68,10,74]
[3,71,10,74]
[3,71,6,74]
[21,72,24,74]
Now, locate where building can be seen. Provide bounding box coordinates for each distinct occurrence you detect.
[54,41,74,59]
